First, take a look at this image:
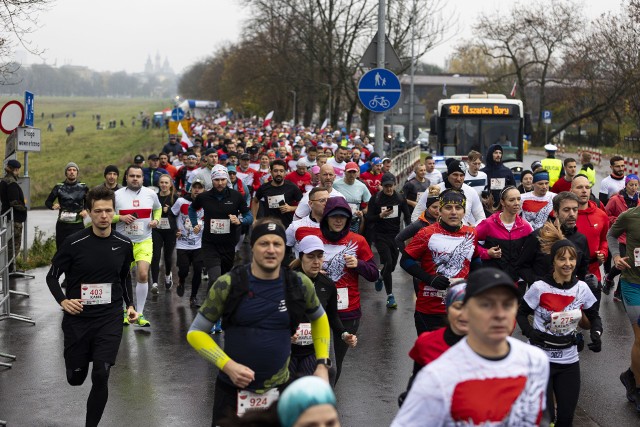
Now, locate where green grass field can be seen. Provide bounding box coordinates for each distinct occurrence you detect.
[0,96,169,207]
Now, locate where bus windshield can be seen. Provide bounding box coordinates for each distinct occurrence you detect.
[441,117,521,162]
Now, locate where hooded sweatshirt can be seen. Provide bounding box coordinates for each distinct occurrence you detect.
[294,197,378,320]
[576,199,609,281]
[476,212,533,281]
[481,144,516,207]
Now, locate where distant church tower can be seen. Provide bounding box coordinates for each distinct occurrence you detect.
[155,52,162,73]
[144,55,154,74]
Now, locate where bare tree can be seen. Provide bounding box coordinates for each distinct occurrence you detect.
[0,0,50,83]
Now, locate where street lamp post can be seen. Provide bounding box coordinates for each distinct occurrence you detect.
[289,90,296,127]
[319,83,332,125]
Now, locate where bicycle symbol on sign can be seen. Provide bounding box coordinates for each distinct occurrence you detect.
[368,96,390,109]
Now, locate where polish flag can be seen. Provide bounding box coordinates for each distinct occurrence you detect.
[320,118,329,131]
[510,80,517,98]
[177,122,193,151]
[214,116,227,126]
[263,110,274,129]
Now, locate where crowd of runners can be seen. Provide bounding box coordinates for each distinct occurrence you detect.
[29,115,640,426]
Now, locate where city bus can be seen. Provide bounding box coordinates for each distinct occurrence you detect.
[429,94,531,180]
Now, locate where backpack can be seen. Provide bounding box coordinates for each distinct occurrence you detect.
[222,264,307,335]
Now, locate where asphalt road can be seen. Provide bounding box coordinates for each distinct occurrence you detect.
[0,149,638,426]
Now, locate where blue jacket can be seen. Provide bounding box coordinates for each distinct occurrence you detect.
[481,144,516,205]
[143,167,169,187]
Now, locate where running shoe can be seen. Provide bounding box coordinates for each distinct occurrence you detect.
[136,314,151,327]
[165,274,173,290]
[386,294,397,309]
[123,310,130,326]
[151,283,159,295]
[177,280,185,297]
[621,369,637,403]
[602,275,613,295]
[190,297,200,308]
[375,271,384,292]
[211,319,222,334]
[614,285,623,302]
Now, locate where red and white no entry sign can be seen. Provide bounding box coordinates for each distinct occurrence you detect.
[0,100,25,134]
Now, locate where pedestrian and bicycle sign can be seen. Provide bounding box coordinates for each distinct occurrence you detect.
[171,107,185,121]
[358,68,401,113]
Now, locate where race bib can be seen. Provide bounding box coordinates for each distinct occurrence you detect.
[635,247,640,267]
[383,205,398,219]
[348,203,359,214]
[237,388,279,417]
[490,178,506,191]
[124,220,144,236]
[337,287,349,310]
[81,283,112,305]
[157,217,171,229]
[294,323,313,346]
[267,194,286,209]
[550,308,582,334]
[59,211,77,223]
[210,218,230,234]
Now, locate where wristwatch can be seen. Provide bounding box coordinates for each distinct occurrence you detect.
[341,331,349,341]
[316,358,332,368]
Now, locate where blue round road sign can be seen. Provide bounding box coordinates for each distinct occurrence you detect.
[171,107,185,121]
[358,68,401,113]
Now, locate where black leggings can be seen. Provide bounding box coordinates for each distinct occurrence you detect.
[151,228,176,283]
[55,221,84,250]
[547,361,580,427]
[375,234,399,295]
[66,361,111,427]
[334,318,359,384]
[414,311,446,336]
[607,243,627,281]
[177,249,203,298]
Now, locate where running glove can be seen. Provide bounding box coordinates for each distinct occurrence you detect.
[588,330,602,352]
[430,275,450,290]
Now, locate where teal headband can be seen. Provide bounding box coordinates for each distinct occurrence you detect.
[278,377,337,427]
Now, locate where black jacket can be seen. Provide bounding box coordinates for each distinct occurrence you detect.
[0,173,26,222]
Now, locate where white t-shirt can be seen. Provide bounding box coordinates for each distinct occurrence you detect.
[326,157,347,178]
[115,187,162,243]
[392,337,549,427]
[425,170,443,185]
[412,183,486,226]
[464,170,488,195]
[171,197,204,250]
[299,156,317,168]
[524,279,597,364]
[294,187,345,220]
[285,215,320,256]
[520,191,557,231]
[599,175,625,198]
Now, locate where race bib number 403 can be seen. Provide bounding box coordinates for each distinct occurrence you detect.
[81,283,112,305]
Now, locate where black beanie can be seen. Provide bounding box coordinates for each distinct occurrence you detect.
[104,165,119,177]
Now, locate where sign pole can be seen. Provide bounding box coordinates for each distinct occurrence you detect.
[374,0,386,155]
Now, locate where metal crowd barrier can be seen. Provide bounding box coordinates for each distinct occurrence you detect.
[0,208,36,373]
[390,145,421,184]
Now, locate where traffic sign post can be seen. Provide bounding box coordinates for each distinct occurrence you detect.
[171,108,185,121]
[24,91,34,127]
[543,110,552,144]
[358,68,401,113]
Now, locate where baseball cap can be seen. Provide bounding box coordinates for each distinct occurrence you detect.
[463,267,519,303]
[191,178,205,187]
[240,153,250,160]
[381,172,395,185]
[220,154,228,160]
[148,154,159,160]
[298,235,324,254]
[134,154,144,163]
[326,207,351,218]
[371,157,382,165]
[227,165,237,174]
[7,159,21,169]
[345,162,359,172]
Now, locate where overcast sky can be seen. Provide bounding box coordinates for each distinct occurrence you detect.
[20,0,616,75]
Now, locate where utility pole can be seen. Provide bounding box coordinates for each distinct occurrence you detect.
[408,8,416,144]
[374,0,386,155]
[289,90,296,127]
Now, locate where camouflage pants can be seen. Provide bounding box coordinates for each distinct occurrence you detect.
[9,221,23,264]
